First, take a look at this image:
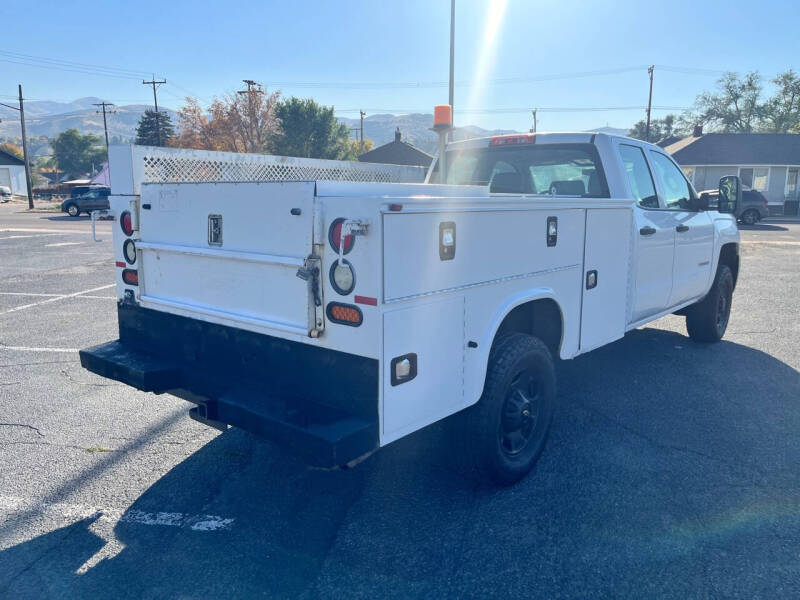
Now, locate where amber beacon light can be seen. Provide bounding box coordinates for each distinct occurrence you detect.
[433,104,452,130]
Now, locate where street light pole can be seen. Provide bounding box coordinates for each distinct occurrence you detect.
[449,0,455,127]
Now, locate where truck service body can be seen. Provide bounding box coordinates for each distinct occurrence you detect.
[81,133,740,484]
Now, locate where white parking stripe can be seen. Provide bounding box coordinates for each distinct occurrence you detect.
[0,233,63,240]
[0,495,234,531]
[0,346,79,353]
[0,292,62,297]
[45,241,83,247]
[0,284,114,315]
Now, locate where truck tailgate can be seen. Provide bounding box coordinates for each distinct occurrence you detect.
[137,181,315,336]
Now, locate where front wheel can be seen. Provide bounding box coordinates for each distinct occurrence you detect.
[685,264,734,343]
[454,333,556,486]
[66,204,79,217]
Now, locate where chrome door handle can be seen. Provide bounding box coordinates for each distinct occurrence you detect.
[676,224,689,233]
[639,226,656,236]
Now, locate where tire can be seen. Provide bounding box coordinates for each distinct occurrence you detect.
[741,209,758,226]
[453,333,557,486]
[685,264,734,343]
[66,204,79,217]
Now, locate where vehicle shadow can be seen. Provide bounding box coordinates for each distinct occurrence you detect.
[739,223,788,231]
[2,328,799,598]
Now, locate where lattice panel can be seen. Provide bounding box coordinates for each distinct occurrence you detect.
[142,155,412,184]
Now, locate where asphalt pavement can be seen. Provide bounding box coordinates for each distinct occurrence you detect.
[1,203,799,599]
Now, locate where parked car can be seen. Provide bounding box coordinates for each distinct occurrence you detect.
[699,188,769,225]
[60,186,110,217]
[0,185,11,202]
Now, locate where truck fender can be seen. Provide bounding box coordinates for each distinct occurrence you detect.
[465,287,563,407]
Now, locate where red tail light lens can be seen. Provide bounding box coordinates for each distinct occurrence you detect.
[122,269,138,286]
[328,218,354,254]
[120,211,133,236]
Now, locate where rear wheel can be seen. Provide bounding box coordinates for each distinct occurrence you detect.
[685,264,733,343]
[66,204,79,217]
[741,209,759,226]
[454,333,556,485]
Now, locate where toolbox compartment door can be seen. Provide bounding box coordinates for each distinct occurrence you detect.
[579,207,632,352]
[137,181,315,337]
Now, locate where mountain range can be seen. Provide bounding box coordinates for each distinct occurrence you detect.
[0,97,630,155]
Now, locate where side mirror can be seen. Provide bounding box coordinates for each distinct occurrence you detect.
[691,193,710,212]
[718,175,741,214]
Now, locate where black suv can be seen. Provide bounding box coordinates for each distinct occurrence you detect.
[61,186,111,217]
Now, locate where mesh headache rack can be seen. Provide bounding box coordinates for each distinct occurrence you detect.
[108,145,427,195]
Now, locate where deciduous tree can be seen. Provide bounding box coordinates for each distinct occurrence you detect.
[51,129,106,178]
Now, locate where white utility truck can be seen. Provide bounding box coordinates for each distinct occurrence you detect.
[81,133,741,484]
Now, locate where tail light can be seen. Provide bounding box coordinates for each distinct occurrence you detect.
[120,211,133,236]
[122,239,137,264]
[326,302,362,327]
[490,134,535,146]
[330,259,355,295]
[328,218,355,254]
[122,269,138,286]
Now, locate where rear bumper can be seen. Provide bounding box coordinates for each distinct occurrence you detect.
[80,305,379,467]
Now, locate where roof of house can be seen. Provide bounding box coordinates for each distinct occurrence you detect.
[0,147,25,166]
[665,133,800,166]
[358,128,433,167]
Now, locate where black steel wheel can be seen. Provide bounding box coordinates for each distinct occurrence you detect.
[686,264,734,343]
[66,204,79,217]
[453,333,556,486]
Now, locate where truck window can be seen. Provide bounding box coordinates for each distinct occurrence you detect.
[445,143,609,197]
[619,144,658,208]
[649,151,692,209]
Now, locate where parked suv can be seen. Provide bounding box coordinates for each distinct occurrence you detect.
[0,185,11,202]
[61,186,110,217]
[699,188,769,225]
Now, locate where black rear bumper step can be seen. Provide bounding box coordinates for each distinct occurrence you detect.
[79,338,378,467]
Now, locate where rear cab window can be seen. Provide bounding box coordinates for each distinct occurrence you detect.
[618,144,659,208]
[445,142,609,197]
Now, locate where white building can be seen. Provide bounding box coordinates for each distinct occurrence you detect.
[0,147,28,198]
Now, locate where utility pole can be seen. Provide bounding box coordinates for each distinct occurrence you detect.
[530,109,537,133]
[359,110,366,148]
[645,65,654,142]
[237,79,263,152]
[448,0,455,136]
[93,101,116,156]
[142,75,166,145]
[17,86,34,209]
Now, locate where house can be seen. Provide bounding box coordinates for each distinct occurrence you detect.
[665,127,800,214]
[358,128,433,168]
[0,147,28,198]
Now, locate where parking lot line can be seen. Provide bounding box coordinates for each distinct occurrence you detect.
[0,284,115,316]
[0,495,235,532]
[0,345,79,353]
[45,242,84,247]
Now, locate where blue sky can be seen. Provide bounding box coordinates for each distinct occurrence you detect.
[2,0,798,132]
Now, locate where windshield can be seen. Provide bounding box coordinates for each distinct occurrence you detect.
[442,143,609,197]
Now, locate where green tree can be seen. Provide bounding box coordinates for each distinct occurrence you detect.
[135,110,176,146]
[688,71,763,133]
[51,129,106,178]
[628,114,678,142]
[761,70,800,133]
[270,98,351,159]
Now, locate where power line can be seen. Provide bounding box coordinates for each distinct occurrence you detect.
[0,50,152,77]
